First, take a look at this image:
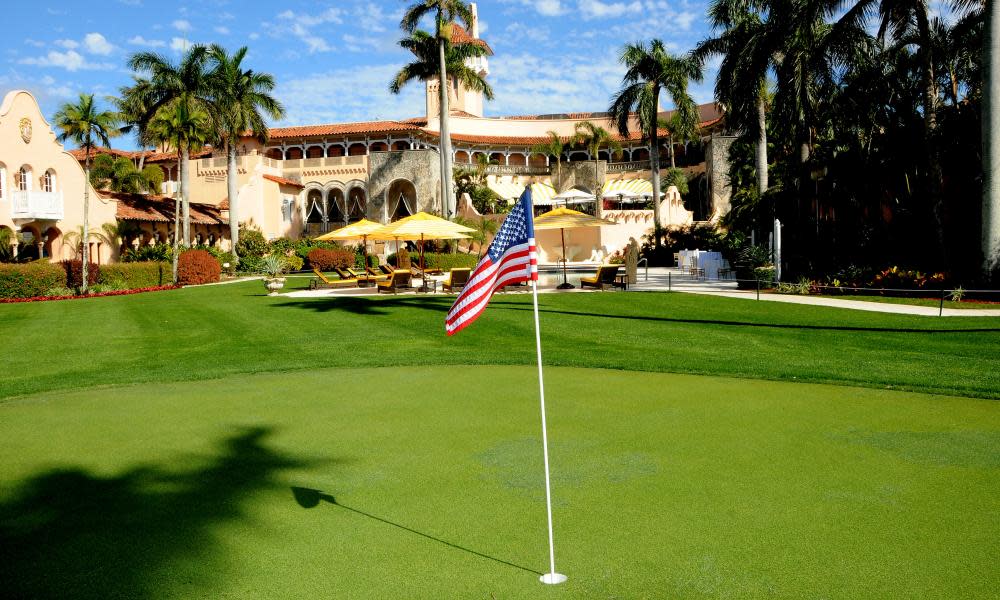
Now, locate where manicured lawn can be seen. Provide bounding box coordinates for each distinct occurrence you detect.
[1,366,997,599]
[829,293,1000,309]
[1,280,999,400]
[1,282,998,597]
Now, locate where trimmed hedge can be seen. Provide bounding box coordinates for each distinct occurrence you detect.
[177,250,221,285]
[419,252,478,271]
[307,248,355,271]
[101,262,170,289]
[0,262,67,299]
[62,261,101,290]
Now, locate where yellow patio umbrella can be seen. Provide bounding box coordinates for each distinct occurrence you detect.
[371,212,475,284]
[313,219,385,279]
[534,207,617,289]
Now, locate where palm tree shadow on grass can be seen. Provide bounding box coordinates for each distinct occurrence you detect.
[290,486,542,576]
[0,427,309,600]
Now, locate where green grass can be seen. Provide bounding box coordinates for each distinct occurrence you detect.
[1,280,999,400]
[1,366,997,599]
[1,282,999,597]
[821,293,1000,310]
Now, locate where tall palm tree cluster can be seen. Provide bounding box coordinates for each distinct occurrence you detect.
[695,0,989,280]
[54,44,284,291]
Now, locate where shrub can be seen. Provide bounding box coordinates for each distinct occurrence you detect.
[307,248,354,271]
[236,225,268,258]
[215,252,238,274]
[100,262,169,289]
[0,262,67,298]
[284,254,304,272]
[238,255,264,274]
[177,249,221,285]
[62,260,101,290]
[869,266,947,290]
[420,252,478,271]
[753,265,776,287]
[122,243,172,263]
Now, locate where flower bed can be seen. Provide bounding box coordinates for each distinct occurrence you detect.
[0,285,180,304]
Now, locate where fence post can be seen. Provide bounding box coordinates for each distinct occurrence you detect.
[668,272,671,292]
[756,278,760,301]
[939,289,945,317]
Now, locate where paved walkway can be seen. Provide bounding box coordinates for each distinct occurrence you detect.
[631,268,1000,317]
[283,267,1000,317]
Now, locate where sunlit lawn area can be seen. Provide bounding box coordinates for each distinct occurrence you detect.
[1,281,998,598]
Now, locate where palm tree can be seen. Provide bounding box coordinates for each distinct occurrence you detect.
[609,40,702,245]
[147,100,213,283]
[53,93,118,293]
[389,28,493,216]
[116,77,157,174]
[531,131,566,189]
[127,45,213,246]
[207,44,284,264]
[89,153,162,194]
[400,0,475,218]
[572,122,622,212]
[696,0,773,199]
[977,0,997,277]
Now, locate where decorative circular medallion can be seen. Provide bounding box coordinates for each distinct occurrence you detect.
[19,118,32,144]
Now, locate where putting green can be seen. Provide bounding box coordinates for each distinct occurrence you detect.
[1,366,997,599]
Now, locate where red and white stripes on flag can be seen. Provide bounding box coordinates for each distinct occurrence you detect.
[446,188,537,335]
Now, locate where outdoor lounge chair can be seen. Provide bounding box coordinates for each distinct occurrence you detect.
[442,268,471,293]
[348,267,387,282]
[366,266,391,280]
[333,267,355,280]
[378,264,395,276]
[377,270,413,294]
[580,264,623,290]
[309,268,358,289]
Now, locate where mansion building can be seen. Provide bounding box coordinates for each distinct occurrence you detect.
[1,5,733,264]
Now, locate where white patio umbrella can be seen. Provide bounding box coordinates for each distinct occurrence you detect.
[551,188,596,205]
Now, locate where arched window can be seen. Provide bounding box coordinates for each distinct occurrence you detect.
[43,170,56,193]
[347,187,366,221]
[15,167,31,191]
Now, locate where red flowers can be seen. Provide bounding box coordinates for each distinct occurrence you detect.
[0,285,180,304]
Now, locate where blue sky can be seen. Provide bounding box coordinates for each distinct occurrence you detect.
[3,0,719,143]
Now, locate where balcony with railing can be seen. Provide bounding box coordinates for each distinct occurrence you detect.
[10,190,64,220]
[483,164,551,176]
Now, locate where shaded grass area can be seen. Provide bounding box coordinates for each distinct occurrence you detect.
[830,293,1000,309]
[1,367,997,599]
[1,280,999,399]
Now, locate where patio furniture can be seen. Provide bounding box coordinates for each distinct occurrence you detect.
[377,270,413,294]
[580,264,622,290]
[309,268,358,289]
[378,264,395,275]
[442,268,471,293]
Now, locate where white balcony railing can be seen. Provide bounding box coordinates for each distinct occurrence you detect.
[161,180,180,196]
[10,190,64,220]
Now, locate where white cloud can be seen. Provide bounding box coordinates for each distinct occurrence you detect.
[18,50,114,72]
[488,53,624,116]
[47,7,69,15]
[276,63,424,125]
[171,37,195,52]
[578,0,643,19]
[172,19,192,32]
[128,35,166,48]
[502,0,566,16]
[214,26,230,35]
[55,39,80,49]
[25,39,47,48]
[267,8,343,53]
[248,32,260,40]
[83,33,115,55]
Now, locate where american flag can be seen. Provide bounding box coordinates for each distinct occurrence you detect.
[445,187,538,335]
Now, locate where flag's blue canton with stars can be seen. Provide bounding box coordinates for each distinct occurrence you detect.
[446,187,538,335]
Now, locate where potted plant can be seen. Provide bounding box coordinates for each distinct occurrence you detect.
[259,255,288,296]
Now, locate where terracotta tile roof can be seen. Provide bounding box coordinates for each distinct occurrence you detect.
[69,147,212,164]
[451,24,492,54]
[218,199,230,210]
[265,120,422,140]
[423,127,685,146]
[263,174,304,188]
[107,192,227,225]
[68,147,141,160]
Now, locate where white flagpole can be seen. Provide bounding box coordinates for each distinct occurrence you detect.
[531,279,566,585]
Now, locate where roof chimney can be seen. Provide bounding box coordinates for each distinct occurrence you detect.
[471,3,479,38]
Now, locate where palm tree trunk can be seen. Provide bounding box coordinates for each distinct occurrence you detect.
[227,143,239,262]
[173,155,181,284]
[649,89,663,249]
[438,36,454,218]
[82,153,91,293]
[984,0,1000,279]
[181,148,191,246]
[756,96,769,196]
[669,134,676,169]
[916,4,947,265]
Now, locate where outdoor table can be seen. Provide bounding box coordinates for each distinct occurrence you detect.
[418,279,439,293]
[614,274,629,290]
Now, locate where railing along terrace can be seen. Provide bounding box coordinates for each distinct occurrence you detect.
[606,160,652,172]
[485,165,551,176]
[10,191,64,220]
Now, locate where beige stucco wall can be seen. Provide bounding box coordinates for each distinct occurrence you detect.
[0,90,117,263]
